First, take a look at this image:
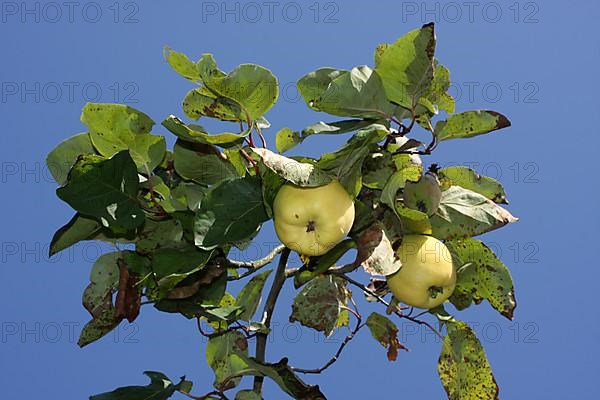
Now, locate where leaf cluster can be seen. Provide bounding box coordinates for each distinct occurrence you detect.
[48,23,516,400]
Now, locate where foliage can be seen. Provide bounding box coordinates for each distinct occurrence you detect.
[48,23,517,399]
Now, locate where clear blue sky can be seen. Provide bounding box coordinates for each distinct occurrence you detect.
[1,1,598,398]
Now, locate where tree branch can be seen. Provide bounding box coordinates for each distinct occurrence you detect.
[253,247,291,395]
[340,274,443,340]
[226,244,286,281]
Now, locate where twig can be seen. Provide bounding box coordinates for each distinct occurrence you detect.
[226,245,286,281]
[292,297,364,374]
[227,244,286,269]
[196,318,251,339]
[253,247,291,395]
[180,390,229,400]
[340,274,443,340]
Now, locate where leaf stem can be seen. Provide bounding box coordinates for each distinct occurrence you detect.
[253,247,291,395]
[255,126,268,149]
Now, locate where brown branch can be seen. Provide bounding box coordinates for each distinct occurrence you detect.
[253,247,291,395]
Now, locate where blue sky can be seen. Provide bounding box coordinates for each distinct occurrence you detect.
[1,0,599,398]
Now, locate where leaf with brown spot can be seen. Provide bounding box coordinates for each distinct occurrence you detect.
[446,238,516,320]
[206,331,249,390]
[366,312,407,361]
[438,166,508,204]
[438,320,499,400]
[354,224,402,276]
[289,276,350,337]
[435,110,511,142]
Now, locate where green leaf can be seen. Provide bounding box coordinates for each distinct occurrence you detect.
[79,252,122,347]
[205,63,278,120]
[152,246,214,295]
[439,166,508,204]
[79,250,148,347]
[197,53,226,81]
[366,312,406,361]
[394,204,432,235]
[206,331,249,390]
[153,271,227,317]
[362,151,397,190]
[136,218,184,254]
[50,213,137,257]
[289,275,350,337]
[49,213,102,257]
[294,239,356,288]
[275,127,298,153]
[422,61,455,114]
[90,371,186,400]
[173,140,238,185]
[297,67,346,109]
[164,46,201,81]
[252,147,331,187]
[81,103,154,136]
[46,132,96,185]
[224,147,249,177]
[235,270,272,321]
[375,23,436,109]
[436,110,511,141]
[182,87,244,121]
[438,320,499,400]
[310,66,395,119]
[258,165,284,218]
[81,103,165,171]
[373,43,389,67]
[78,302,118,348]
[275,119,374,153]
[317,124,389,196]
[163,115,249,147]
[430,186,517,240]
[205,292,243,329]
[379,152,423,218]
[84,252,120,314]
[194,176,269,249]
[446,238,516,320]
[57,151,144,230]
[235,390,261,400]
[230,357,328,399]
